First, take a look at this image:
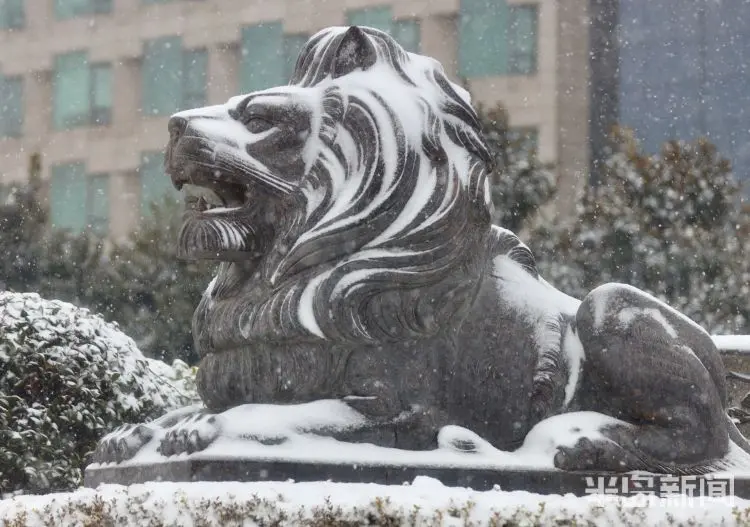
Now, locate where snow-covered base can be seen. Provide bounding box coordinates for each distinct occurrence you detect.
[714,335,750,353]
[2,478,749,526]
[88,402,750,476]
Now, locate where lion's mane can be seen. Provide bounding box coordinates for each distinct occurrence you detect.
[228,26,498,346]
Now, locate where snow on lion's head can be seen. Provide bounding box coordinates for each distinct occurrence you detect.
[165,26,494,376]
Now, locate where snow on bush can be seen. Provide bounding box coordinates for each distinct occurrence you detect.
[0,292,200,495]
[0,479,747,527]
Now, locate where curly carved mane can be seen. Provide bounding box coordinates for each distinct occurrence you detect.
[232,27,497,345]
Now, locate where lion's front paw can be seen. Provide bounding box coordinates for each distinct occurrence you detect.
[93,423,156,464]
[159,413,221,456]
[554,436,644,472]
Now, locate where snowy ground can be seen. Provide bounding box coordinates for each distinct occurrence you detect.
[1,477,749,526]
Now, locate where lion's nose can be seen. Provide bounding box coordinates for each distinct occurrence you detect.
[168,116,188,141]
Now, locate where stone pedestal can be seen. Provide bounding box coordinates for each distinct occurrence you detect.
[84,458,750,499]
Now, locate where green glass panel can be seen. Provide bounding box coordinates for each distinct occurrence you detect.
[142,36,182,116]
[0,75,23,137]
[508,6,537,74]
[87,173,109,236]
[54,0,90,19]
[459,0,509,78]
[283,34,308,80]
[91,63,112,125]
[0,0,24,29]
[346,6,392,33]
[240,23,285,94]
[50,162,87,233]
[183,48,207,109]
[92,0,113,14]
[140,151,176,216]
[53,51,91,129]
[392,19,420,53]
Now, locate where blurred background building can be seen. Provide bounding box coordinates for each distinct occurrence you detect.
[0,0,746,240]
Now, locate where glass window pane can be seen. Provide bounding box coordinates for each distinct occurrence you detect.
[392,19,420,53]
[87,173,109,236]
[459,0,509,77]
[509,5,538,75]
[239,23,285,94]
[183,48,207,109]
[53,51,91,130]
[142,36,183,116]
[91,63,112,125]
[0,75,23,137]
[0,0,25,29]
[50,162,87,233]
[92,0,112,14]
[283,34,308,81]
[346,6,392,33]
[54,0,90,20]
[139,151,176,216]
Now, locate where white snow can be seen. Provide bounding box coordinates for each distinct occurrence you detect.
[562,328,585,407]
[1,477,747,526]
[618,306,678,338]
[88,402,750,476]
[714,334,750,352]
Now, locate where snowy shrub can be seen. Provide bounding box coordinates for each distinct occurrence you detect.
[534,130,750,335]
[0,479,746,527]
[0,292,200,495]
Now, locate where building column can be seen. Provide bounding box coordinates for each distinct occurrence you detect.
[555,0,591,220]
[420,14,458,80]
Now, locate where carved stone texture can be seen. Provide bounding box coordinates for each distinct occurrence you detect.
[92,26,750,475]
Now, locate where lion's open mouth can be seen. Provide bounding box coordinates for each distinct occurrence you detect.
[174,165,268,263]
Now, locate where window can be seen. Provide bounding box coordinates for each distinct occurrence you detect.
[511,126,539,155]
[459,0,538,78]
[142,37,207,116]
[0,0,24,30]
[0,74,23,137]
[346,6,392,33]
[183,48,208,109]
[346,7,421,52]
[55,0,112,19]
[240,23,286,93]
[53,52,112,129]
[87,173,110,236]
[284,33,309,80]
[139,151,176,216]
[508,6,538,74]
[90,63,112,125]
[392,20,420,53]
[51,162,110,235]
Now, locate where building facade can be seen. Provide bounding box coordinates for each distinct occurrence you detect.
[0,0,595,240]
[615,0,750,185]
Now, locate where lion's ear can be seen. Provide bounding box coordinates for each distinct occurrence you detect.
[332,26,378,78]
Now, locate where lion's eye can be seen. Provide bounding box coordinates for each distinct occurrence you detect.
[246,116,275,134]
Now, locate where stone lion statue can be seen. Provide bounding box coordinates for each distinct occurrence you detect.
[94,26,750,475]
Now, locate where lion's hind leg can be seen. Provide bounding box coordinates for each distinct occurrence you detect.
[558,283,729,473]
